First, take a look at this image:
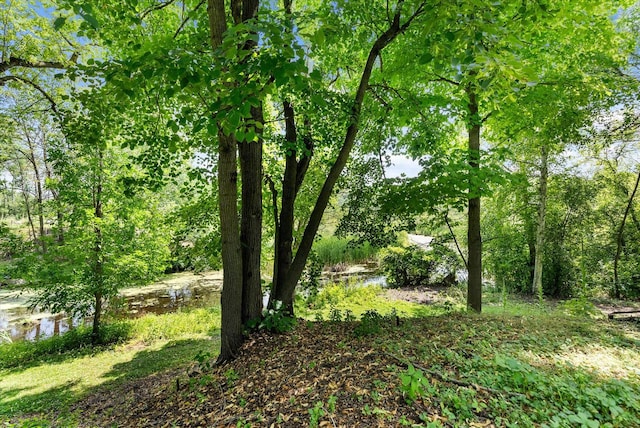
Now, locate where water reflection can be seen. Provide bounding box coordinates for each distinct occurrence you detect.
[0,272,223,343]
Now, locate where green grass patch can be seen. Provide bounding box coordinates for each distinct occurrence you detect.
[0,323,131,370]
[389,313,640,426]
[0,306,222,423]
[0,338,216,419]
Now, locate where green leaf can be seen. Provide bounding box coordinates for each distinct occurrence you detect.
[228,110,241,129]
[419,53,434,64]
[53,17,66,30]
[80,13,99,29]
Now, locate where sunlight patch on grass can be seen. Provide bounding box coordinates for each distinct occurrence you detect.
[0,337,218,417]
[552,345,640,379]
[0,305,222,419]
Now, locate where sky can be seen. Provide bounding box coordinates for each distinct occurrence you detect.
[385,154,421,178]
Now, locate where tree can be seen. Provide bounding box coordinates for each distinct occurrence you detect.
[25,89,171,342]
[268,0,428,313]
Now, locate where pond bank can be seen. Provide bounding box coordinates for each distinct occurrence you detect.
[0,271,223,342]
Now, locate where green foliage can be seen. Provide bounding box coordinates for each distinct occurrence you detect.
[0,223,25,259]
[559,297,601,318]
[250,301,296,334]
[354,309,384,337]
[300,250,322,302]
[398,364,431,404]
[308,401,325,428]
[336,157,414,248]
[353,309,401,337]
[382,246,435,288]
[194,350,215,372]
[381,244,459,288]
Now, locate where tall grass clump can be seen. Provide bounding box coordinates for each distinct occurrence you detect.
[313,236,378,266]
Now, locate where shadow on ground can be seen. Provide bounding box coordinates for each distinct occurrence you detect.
[0,338,218,422]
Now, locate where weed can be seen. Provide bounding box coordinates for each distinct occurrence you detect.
[398,364,431,403]
[249,300,296,333]
[194,350,215,371]
[327,395,338,413]
[344,309,356,322]
[308,401,325,428]
[353,309,384,337]
[224,368,239,385]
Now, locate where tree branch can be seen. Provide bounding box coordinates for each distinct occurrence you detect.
[429,73,461,86]
[0,56,67,73]
[0,75,60,117]
[140,0,178,19]
[174,0,207,39]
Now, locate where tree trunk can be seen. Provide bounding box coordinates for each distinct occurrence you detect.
[532,144,548,297]
[614,169,640,299]
[207,0,248,362]
[239,104,263,324]
[23,130,46,252]
[91,147,104,344]
[238,0,263,324]
[217,131,244,362]
[270,101,301,308]
[272,2,424,313]
[14,157,37,242]
[466,86,482,313]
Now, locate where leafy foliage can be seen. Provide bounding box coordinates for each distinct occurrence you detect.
[249,301,296,334]
[381,244,460,289]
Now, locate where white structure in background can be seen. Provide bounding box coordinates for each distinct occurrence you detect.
[407,234,433,250]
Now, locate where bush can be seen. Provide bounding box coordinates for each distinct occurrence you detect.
[382,246,435,288]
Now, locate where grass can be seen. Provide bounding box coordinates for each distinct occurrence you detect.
[0,306,222,424]
[296,279,443,320]
[313,236,378,266]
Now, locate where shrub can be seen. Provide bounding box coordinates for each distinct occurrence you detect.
[381,243,461,288]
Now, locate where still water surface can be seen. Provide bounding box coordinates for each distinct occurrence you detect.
[0,271,223,342]
[0,265,384,342]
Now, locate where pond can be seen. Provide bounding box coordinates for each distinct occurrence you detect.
[0,265,386,343]
[0,271,223,342]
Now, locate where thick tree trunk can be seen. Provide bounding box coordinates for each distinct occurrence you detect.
[272,2,424,313]
[239,105,263,324]
[238,0,263,324]
[532,145,548,297]
[466,87,482,313]
[614,170,640,299]
[217,131,244,362]
[207,0,261,362]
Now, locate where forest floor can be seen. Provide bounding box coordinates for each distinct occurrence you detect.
[2,286,640,427]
